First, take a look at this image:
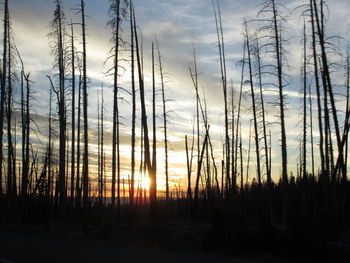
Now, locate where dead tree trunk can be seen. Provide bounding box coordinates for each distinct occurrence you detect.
[255,37,271,188]
[16,47,27,196]
[190,44,201,204]
[302,21,307,180]
[185,134,194,202]
[194,127,210,207]
[133,7,154,216]
[70,22,76,201]
[0,0,9,196]
[76,73,82,206]
[309,84,316,178]
[108,0,128,211]
[151,42,157,205]
[309,0,325,172]
[49,0,67,214]
[213,0,230,194]
[246,121,252,188]
[97,91,101,203]
[100,85,105,204]
[156,40,169,203]
[245,21,262,187]
[6,2,14,197]
[234,40,246,192]
[313,0,344,179]
[48,85,53,199]
[129,1,136,209]
[24,73,30,198]
[81,0,89,210]
[272,0,288,183]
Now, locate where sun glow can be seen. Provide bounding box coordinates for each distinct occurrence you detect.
[141,176,151,191]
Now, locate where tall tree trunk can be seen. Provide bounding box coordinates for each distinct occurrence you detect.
[245,22,262,187]
[70,22,76,201]
[309,0,325,172]
[0,0,9,196]
[190,44,201,203]
[271,0,288,183]
[48,85,53,199]
[313,0,344,179]
[230,85,235,193]
[246,121,252,188]
[151,42,157,206]
[6,5,14,197]
[76,74,82,206]
[213,0,229,194]
[309,84,316,178]
[302,21,308,180]
[133,7,154,216]
[97,91,101,203]
[101,85,105,205]
[319,57,331,176]
[109,0,122,211]
[255,38,271,189]
[129,1,136,209]
[239,127,243,193]
[194,127,210,206]
[156,40,169,203]
[81,0,89,209]
[51,0,67,214]
[17,48,27,196]
[234,40,246,192]
[185,135,194,202]
[24,73,30,198]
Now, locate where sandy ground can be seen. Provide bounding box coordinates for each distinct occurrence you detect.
[0,232,268,263]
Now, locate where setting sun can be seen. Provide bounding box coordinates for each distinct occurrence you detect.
[141,176,150,191]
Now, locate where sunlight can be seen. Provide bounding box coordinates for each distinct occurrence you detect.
[142,176,151,191]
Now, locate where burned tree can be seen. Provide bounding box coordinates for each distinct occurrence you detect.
[69,21,76,201]
[48,0,67,210]
[156,40,170,203]
[258,0,288,183]
[80,0,89,209]
[244,21,262,187]
[213,0,230,194]
[107,0,129,210]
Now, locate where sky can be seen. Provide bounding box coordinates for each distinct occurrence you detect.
[4,0,350,193]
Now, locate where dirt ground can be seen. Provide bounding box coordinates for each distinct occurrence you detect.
[0,232,271,263]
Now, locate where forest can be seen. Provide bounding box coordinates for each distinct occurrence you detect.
[0,0,350,262]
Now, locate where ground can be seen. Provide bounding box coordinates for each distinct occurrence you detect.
[0,232,272,263]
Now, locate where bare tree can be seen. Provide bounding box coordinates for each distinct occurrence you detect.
[5,0,16,197]
[108,0,128,210]
[156,40,169,203]
[129,0,136,209]
[234,40,246,192]
[309,0,325,172]
[245,21,262,187]
[313,0,344,179]
[76,72,82,205]
[258,0,288,183]
[49,0,67,211]
[133,6,155,216]
[80,0,89,210]
[0,0,9,195]
[302,21,308,180]
[151,42,157,205]
[213,0,230,194]
[70,21,76,201]
[254,37,271,187]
